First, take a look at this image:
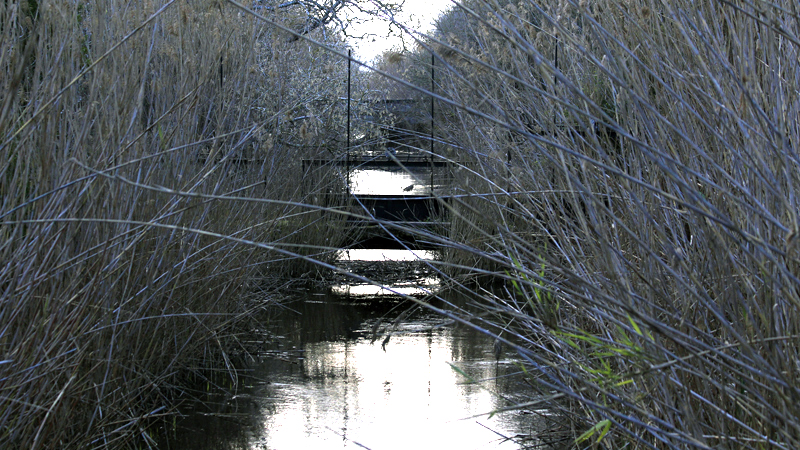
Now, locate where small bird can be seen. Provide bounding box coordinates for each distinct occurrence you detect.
[403,184,414,192]
[493,338,503,361]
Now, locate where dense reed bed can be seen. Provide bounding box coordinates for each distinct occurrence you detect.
[390,0,800,447]
[0,1,352,447]
[5,0,799,447]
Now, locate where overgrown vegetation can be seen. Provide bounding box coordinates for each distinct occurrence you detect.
[4,0,800,447]
[0,0,361,447]
[374,0,800,447]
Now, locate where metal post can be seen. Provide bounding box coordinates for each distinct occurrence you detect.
[554,37,559,85]
[430,52,435,157]
[507,148,511,202]
[347,49,351,193]
[553,37,559,129]
[430,52,435,193]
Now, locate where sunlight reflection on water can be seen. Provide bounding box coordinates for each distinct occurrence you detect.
[349,168,448,196]
[331,249,440,297]
[252,328,530,450]
[336,249,437,261]
[329,279,439,297]
[160,248,543,450]
[161,292,541,450]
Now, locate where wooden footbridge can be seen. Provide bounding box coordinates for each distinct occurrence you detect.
[302,52,452,249]
[302,155,452,249]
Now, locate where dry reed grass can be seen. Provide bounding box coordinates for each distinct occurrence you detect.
[5,0,799,447]
[382,0,800,447]
[0,0,352,447]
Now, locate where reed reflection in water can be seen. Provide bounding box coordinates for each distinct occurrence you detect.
[162,293,540,450]
[331,249,439,297]
[256,324,523,449]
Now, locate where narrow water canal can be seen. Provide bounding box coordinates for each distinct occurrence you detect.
[158,165,550,449]
[158,250,546,450]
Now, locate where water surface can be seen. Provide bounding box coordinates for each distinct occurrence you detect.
[349,167,449,196]
[160,292,543,450]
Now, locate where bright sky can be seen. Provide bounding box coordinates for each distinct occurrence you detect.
[345,0,454,63]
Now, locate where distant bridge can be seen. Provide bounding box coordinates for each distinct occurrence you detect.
[309,55,446,249]
[302,155,451,249]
